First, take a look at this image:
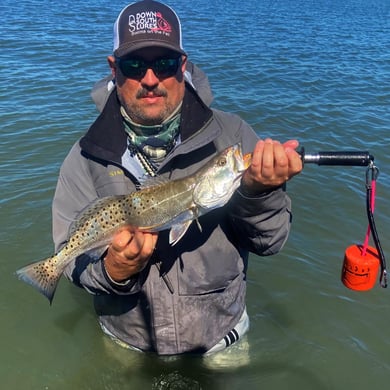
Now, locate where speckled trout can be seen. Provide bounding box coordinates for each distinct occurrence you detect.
[16,144,251,303]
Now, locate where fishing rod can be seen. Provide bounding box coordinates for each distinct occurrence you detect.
[297,147,387,291]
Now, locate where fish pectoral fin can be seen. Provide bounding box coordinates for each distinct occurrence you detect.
[169,220,193,246]
[195,217,202,233]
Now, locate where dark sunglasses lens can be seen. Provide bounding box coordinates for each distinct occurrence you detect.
[153,58,180,78]
[117,57,181,79]
[118,59,145,79]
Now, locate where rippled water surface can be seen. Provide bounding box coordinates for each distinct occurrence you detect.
[1,0,389,389]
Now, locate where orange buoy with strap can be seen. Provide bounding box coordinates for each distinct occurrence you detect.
[341,163,387,291]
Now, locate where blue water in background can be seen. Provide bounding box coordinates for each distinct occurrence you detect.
[0,0,389,389]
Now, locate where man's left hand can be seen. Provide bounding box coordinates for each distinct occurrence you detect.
[241,138,302,195]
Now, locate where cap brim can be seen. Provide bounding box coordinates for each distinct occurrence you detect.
[115,41,186,58]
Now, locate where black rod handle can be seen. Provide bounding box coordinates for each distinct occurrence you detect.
[299,148,374,166]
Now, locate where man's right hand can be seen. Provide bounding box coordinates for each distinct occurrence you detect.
[103,226,158,282]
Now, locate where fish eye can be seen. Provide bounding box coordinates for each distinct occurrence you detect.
[217,157,227,167]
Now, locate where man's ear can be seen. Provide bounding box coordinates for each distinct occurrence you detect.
[107,56,117,78]
[181,55,188,73]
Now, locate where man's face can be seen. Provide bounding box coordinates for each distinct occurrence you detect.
[108,47,187,126]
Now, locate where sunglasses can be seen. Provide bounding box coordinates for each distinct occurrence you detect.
[115,56,182,80]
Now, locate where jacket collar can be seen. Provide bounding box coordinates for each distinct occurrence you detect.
[79,83,214,164]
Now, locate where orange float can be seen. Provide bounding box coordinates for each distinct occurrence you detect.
[342,244,380,291]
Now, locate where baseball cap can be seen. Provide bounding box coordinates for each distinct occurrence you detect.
[113,0,186,58]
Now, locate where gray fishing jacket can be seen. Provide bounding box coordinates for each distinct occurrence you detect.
[53,80,292,355]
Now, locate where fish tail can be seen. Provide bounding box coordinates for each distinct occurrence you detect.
[16,255,63,304]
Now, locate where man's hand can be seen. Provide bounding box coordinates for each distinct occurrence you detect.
[103,226,158,282]
[241,138,302,195]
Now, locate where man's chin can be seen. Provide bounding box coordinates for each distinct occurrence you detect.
[136,108,169,126]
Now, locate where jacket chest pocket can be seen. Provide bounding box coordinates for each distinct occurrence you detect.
[176,225,245,296]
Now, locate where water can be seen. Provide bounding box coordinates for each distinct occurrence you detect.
[1,0,389,388]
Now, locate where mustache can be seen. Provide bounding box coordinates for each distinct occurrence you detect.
[136,87,168,99]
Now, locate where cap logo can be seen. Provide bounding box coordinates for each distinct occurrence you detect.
[128,11,172,36]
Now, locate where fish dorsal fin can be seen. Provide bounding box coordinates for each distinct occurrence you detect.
[138,175,171,190]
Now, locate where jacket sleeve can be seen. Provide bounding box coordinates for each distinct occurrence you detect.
[224,117,293,256]
[228,185,292,256]
[52,142,140,296]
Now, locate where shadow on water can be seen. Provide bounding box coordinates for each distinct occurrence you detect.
[64,342,331,390]
[148,359,330,390]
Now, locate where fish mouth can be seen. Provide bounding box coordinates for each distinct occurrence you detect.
[233,145,252,172]
[243,153,252,169]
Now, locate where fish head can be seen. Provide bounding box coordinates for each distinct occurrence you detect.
[193,144,251,210]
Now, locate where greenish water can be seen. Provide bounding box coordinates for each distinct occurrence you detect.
[1,0,389,388]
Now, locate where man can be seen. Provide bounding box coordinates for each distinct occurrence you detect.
[53,0,302,356]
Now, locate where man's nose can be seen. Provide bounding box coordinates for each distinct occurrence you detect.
[141,68,160,86]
